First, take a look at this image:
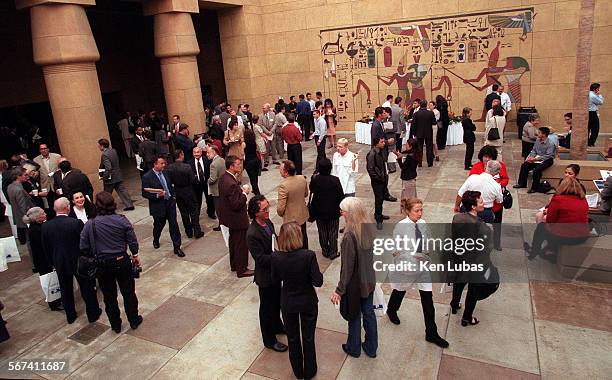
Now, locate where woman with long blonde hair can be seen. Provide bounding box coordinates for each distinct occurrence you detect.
[331,197,377,358]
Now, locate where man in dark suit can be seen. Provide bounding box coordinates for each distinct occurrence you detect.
[412,99,437,167]
[56,160,94,200]
[41,197,101,324]
[138,130,158,174]
[130,126,146,177]
[98,138,134,211]
[370,106,397,203]
[484,84,501,112]
[247,195,287,353]
[166,149,203,239]
[191,146,216,219]
[217,155,254,278]
[173,124,196,163]
[141,156,185,257]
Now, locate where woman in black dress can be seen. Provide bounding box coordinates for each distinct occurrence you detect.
[243,129,261,195]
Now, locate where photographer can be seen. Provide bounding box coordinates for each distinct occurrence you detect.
[80,192,142,334]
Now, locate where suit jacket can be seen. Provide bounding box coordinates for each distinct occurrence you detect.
[484,92,501,111]
[247,219,278,288]
[462,118,477,144]
[139,140,158,166]
[366,147,387,183]
[390,105,405,134]
[412,109,437,139]
[7,181,34,228]
[100,148,123,184]
[277,175,309,225]
[370,119,386,147]
[130,135,145,155]
[217,172,249,230]
[190,157,211,189]
[174,134,196,162]
[41,215,84,275]
[60,169,93,200]
[33,153,61,191]
[208,155,225,197]
[309,174,344,220]
[271,249,323,312]
[141,169,175,218]
[166,161,197,202]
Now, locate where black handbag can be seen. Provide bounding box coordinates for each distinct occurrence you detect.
[77,220,99,279]
[487,118,501,141]
[502,187,513,209]
[340,233,361,321]
[473,264,500,301]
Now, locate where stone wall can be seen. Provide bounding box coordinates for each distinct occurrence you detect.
[219,0,611,132]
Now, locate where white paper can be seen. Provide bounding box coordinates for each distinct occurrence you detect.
[586,193,600,208]
[600,170,612,181]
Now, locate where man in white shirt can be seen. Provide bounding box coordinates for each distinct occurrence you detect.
[454,160,503,223]
[382,94,393,108]
[307,92,316,112]
[332,138,359,197]
[497,85,512,114]
[312,109,327,173]
[33,143,61,208]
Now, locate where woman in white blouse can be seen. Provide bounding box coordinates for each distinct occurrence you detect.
[484,105,505,159]
[68,191,96,223]
[385,197,449,348]
[331,138,359,196]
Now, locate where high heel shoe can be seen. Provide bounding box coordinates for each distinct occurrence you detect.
[450,303,461,315]
[461,317,479,327]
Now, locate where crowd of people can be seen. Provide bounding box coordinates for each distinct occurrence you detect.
[0,82,610,378]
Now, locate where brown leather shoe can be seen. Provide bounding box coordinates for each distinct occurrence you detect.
[237,269,255,278]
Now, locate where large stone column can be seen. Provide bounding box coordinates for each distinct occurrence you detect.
[145,0,206,134]
[570,0,596,160]
[17,0,108,188]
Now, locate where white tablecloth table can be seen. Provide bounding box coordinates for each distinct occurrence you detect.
[355,122,372,145]
[446,121,464,146]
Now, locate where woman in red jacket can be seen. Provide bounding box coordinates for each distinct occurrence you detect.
[469,146,509,250]
[524,176,589,261]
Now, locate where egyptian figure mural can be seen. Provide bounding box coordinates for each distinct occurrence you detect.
[320,8,534,126]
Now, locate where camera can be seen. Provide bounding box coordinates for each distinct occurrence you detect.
[132,264,142,279]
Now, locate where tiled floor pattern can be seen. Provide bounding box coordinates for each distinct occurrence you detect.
[0,136,611,379]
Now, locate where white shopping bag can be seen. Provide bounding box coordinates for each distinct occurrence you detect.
[0,250,7,272]
[39,271,61,302]
[220,225,230,248]
[372,283,387,317]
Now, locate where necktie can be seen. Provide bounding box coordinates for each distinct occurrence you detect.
[415,223,423,253]
[157,172,171,200]
[197,159,204,181]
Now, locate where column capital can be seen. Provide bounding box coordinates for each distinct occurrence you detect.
[15,0,95,10]
[143,0,199,16]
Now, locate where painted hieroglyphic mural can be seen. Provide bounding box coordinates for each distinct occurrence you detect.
[320,8,534,125]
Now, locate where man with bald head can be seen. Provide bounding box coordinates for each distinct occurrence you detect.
[42,197,101,324]
[190,146,216,220]
[259,103,277,165]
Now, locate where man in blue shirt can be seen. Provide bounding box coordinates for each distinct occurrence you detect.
[514,127,556,193]
[312,109,327,173]
[588,82,604,146]
[296,94,312,141]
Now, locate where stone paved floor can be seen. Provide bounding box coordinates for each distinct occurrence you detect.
[1,135,612,379]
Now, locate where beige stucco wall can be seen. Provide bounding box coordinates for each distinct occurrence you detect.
[219,0,611,132]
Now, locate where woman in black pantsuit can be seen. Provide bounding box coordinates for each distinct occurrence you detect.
[246,195,287,353]
[271,222,323,380]
[244,129,261,195]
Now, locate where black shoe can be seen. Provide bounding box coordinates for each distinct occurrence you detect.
[428,164,433,167]
[512,184,526,189]
[328,254,340,260]
[384,196,397,202]
[382,215,390,220]
[387,310,400,325]
[174,248,186,257]
[50,304,64,312]
[213,226,221,231]
[362,342,376,358]
[153,241,160,249]
[342,344,360,358]
[450,303,462,315]
[376,222,383,230]
[186,231,193,239]
[67,314,77,324]
[194,231,204,239]
[266,342,288,352]
[273,161,280,165]
[112,324,122,333]
[208,214,217,220]
[461,317,479,327]
[426,334,449,348]
[465,166,472,171]
[123,207,135,211]
[261,167,269,172]
[130,315,143,330]
[88,309,103,323]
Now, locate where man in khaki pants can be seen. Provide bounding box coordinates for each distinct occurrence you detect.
[277,160,309,249]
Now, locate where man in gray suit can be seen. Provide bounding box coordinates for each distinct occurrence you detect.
[390,97,405,151]
[7,167,34,245]
[98,138,134,211]
[207,145,226,232]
